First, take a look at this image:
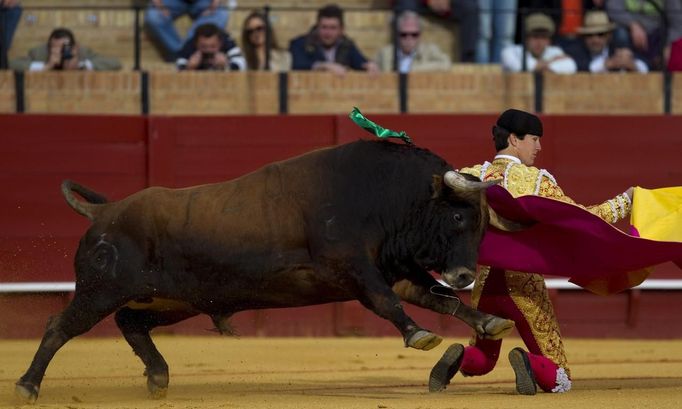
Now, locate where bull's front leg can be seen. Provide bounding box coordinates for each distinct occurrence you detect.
[346,263,443,351]
[393,279,514,340]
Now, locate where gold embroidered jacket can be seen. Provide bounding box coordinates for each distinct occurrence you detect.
[460,157,631,222]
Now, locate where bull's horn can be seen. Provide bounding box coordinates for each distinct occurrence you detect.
[443,170,499,192]
[488,206,527,232]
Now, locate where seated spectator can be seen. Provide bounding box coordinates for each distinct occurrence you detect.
[501,12,577,73]
[606,0,682,70]
[289,4,378,74]
[394,0,479,63]
[145,0,229,61]
[176,23,245,71]
[376,10,450,72]
[10,28,122,71]
[241,10,291,72]
[565,10,648,73]
[0,0,22,66]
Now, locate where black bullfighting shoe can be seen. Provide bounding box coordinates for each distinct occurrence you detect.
[428,343,464,392]
[508,347,537,395]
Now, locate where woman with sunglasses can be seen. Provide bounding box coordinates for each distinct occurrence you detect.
[240,10,291,72]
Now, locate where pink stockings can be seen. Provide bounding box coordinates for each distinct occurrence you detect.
[460,341,561,392]
[460,268,567,392]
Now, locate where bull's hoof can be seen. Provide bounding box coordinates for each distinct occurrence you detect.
[479,317,515,340]
[146,372,168,399]
[406,330,443,351]
[15,381,39,404]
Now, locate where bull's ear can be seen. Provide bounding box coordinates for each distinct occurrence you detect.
[431,174,444,199]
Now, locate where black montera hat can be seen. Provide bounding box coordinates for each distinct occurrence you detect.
[496,109,543,136]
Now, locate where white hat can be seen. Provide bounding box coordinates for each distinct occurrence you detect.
[577,11,616,35]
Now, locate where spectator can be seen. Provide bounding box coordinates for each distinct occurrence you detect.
[176,23,244,71]
[289,4,379,74]
[241,10,291,71]
[566,10,648,72]
[375,10,451,72]
[514,0,561,44]
[0,0,22,62]
[501,12,577,73]
[606,0,682,70]
[394,0,479,62]
[145,0,229,61]
[10,27,121,71]
[476,0,517,63]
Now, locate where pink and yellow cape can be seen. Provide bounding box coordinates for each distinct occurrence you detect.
[479,186,682,296]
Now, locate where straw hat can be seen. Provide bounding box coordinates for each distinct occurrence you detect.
[577,11,616,35]
[525,13,555,36]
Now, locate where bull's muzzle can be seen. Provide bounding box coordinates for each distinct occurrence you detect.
[442,267,475,289]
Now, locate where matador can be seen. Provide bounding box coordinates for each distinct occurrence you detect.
[428,109,633,395]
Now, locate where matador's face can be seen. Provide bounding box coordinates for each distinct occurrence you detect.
[513,133,542,166]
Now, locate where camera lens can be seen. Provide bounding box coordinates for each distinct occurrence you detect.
[62,44,74,60]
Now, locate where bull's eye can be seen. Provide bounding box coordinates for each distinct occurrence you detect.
[453,213,463,222]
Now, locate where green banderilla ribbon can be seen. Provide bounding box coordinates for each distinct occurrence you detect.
[349,107,413,145]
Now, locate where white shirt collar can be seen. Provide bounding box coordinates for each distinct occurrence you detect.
[397,49,416,73]
[494,154,521,163]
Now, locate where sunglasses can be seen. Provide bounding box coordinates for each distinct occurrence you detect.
[585,32,608,38]
[399,31,420,38]
[246,25,265,35]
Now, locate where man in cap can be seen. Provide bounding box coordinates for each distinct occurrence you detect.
[501,12,576,73]
[566,10,648,73]
[428,108,633,395]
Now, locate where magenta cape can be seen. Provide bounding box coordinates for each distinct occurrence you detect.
[479,185,682,296]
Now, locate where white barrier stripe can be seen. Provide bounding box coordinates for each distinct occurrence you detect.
[435,278,682,291]
[0,282,76,293]
[2,279,682,293]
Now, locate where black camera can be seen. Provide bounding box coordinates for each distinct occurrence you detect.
[62,43,74,61]
[55,43,75,70]
[198,52,215,70]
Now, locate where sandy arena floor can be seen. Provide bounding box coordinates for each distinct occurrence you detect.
[1,336,681,409]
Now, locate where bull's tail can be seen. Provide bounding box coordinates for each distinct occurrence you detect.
[61,180,108,221]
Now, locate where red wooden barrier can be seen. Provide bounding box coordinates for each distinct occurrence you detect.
[0,114,147,282]
[1,113,681,339]
[148,115,337,187]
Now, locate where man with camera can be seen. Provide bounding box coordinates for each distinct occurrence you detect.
[10,28,121,71]
[176,23,245,71]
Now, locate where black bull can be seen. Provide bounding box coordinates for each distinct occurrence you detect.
[16,140,517,403]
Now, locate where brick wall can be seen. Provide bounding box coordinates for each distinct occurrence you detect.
[23,71,141,114]
[0,72,15,113]
[149,71,279,114]
[4,71,676,115]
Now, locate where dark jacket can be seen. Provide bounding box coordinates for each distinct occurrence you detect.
[562,41,594,72]
[289,28,368,70]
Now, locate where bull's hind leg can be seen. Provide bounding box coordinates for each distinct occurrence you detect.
[15,292,125,404]
[115,307,198,399]
[393,279,514,340]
